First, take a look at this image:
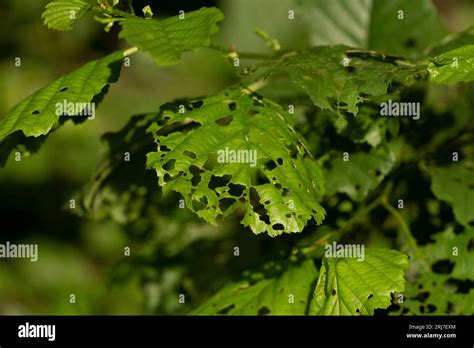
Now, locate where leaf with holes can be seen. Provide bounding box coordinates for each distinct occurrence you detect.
[310,248,408,315]
[0,51,123,165]
[119,7,224,65]
[42,0,94,31]
[255,46,417,116]
[420,227,474,280]
[192,255,318,315]
[146,87,326,236]
[431,163,474,226]
[393,227,474,315]
[336,105,400,147]
[324,146,395,201]
[428,45,474,84]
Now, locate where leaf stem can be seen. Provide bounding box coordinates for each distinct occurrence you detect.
[380,196,430,271]
[127,0,135,15]
[123,46,138,57]
[209,43,275,60]
[242,80,268,94]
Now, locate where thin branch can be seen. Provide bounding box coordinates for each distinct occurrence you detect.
[380,197,430,272]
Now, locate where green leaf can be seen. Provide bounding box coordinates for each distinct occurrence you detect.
[297,0,446,57]
[421,228,474,280]
[368,0,446,57]
[325,146,395,201]
[42,0,93,31]
[297,0,372,48]
[192,255,318,315]
[310,248,408,315]
[119,7,224,65]
[428,26,474,56]
[394,227,474,315]
[146,87,326,237]
[397,272,474,315]
[431,163,474,226]
[0,51,123,165]
[337,105,400,147]
[78,113,157,222]
[256,46,417,116]
[428,45,474,84]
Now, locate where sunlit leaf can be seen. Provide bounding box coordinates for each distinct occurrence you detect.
[311,248,408,315]
[146,87,326,236]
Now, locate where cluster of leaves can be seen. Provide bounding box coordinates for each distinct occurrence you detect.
[1,0,473,315]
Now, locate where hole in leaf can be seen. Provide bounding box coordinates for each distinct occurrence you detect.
[285,143,298,159]
[404,37,417,48]
[247,110,258,117]
[190,100,203,108]
[367,294,373,299]
[189,165,203,186]
[179,121,200,134]
[163,173,179,183]
[443,278,474,294]
[249,187,270,224]
[60,87,68,92]
[228,183,245,197]
[219,198,236,212]
[272,223,284,231]
[32,110,40,115]
[192,196,208,211]
[251,169,270,185]
[414,291,430,303]
[208,174,232,190]
[227,101,237,111]
[183,150,197,159]
[257,306,271,315]
[277,158,283,165]
[217,304,235,315]
[331,289,336,296]
[426,304,436,313]
[158,120,200,136]
[215,115,233,126]
[347,66,357,74]
[264,159,277,171]
[432,259,455,274]
[162,159,176,171]
[446,302,454,314]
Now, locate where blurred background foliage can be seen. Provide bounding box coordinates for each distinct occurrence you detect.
[0,0,473,314]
